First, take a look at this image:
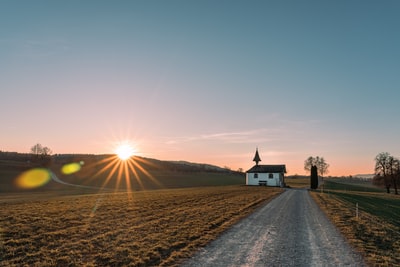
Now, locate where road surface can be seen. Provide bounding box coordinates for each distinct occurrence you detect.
[181,189,365,267]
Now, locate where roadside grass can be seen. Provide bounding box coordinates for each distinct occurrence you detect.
[327,191,400,227]
[0,185,281,266]
[311,180,400,266]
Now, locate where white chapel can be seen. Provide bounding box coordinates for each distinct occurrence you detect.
[246,148,286,187]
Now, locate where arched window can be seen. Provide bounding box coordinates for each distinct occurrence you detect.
[254,173,258,178]
[268,173,274,179]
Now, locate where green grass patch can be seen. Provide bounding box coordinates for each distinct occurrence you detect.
[312,190,400,266]
[328,191,400,227]
[324,179,384,193]
[312,178,400,266]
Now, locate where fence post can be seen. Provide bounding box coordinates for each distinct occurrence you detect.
[356,202,359,220]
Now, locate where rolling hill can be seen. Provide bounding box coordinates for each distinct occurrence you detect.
[0,152,245,193]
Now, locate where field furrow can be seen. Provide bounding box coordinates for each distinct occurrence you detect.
[0,186,281,266]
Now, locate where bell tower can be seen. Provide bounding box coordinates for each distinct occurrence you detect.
[253,148,261,166]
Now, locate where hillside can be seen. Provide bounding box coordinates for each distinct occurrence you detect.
[0,152,244,193]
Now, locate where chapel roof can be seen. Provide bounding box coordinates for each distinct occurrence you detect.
[246,164,286,173]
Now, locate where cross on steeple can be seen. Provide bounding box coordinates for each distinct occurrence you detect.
[253,148,261,166]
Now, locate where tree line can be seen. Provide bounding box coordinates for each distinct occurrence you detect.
[302,152,399,194]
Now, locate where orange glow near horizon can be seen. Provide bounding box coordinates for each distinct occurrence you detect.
[216,156,374,178]
[283,164,374,177]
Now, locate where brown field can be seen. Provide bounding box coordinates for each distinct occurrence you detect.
[311,190,400,266]
[0,185,281,266]
[285,177,309,188]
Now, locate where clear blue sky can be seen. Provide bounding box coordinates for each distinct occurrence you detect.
[1,0,400,176]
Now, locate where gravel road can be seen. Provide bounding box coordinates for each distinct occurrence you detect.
[181,189,366,267]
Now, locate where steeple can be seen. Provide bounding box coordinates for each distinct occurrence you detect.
[253,148,261,166]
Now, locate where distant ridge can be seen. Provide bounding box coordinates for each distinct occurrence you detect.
[0,152,244,192]
[167,160,228,172]
[0,152,235,174]
[353,174,374,179]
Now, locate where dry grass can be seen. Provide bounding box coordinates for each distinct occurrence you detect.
[285,177,309,188]
[311,191,400,266]
[0,186,281,266]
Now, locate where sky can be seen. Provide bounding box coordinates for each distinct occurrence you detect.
[1,0,400,176]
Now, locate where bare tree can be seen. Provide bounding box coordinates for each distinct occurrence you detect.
[394,159,400,195]
[31,143,52,156]
[42,146,52,156]
[30,143,52,165]
[317,157,329,177]
[30,143,43,156]
[374,152,399,194]
[304,156,315,173]
[304,156,329,177]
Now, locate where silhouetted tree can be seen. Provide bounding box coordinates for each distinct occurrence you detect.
[310,165,318,189]
[30,143,52,166]
[304,156,329,177]
[30,143,43,157]
[317,157,329,177]
[42,146,52,156]
[393,159,400,195]
[374,152,399,194]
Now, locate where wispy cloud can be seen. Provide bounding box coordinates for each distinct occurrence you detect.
[165,119,322,146]
[165,128,282,145]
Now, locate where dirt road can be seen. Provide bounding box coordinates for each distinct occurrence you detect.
[181,189,365,267]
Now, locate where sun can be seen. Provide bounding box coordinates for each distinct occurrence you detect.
[115,144,135,160]
[92,139,161,193]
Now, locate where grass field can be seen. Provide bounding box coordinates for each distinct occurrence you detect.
[0,185,281,266]
[311,179,400,266]
[285,177,309,188]
[324,179,385,193]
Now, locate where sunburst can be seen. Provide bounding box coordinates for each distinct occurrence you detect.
[115,144,135,160]
[91,142,162,192]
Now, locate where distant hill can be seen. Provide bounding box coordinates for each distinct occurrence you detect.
[353,174,374,179]
[166,160,228,172]
[0,152,244,193]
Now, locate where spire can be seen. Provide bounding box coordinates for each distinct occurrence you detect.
[253,148,261,165]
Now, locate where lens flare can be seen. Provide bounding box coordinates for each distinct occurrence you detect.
[61,162,83,175]
[15,168,51,189]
